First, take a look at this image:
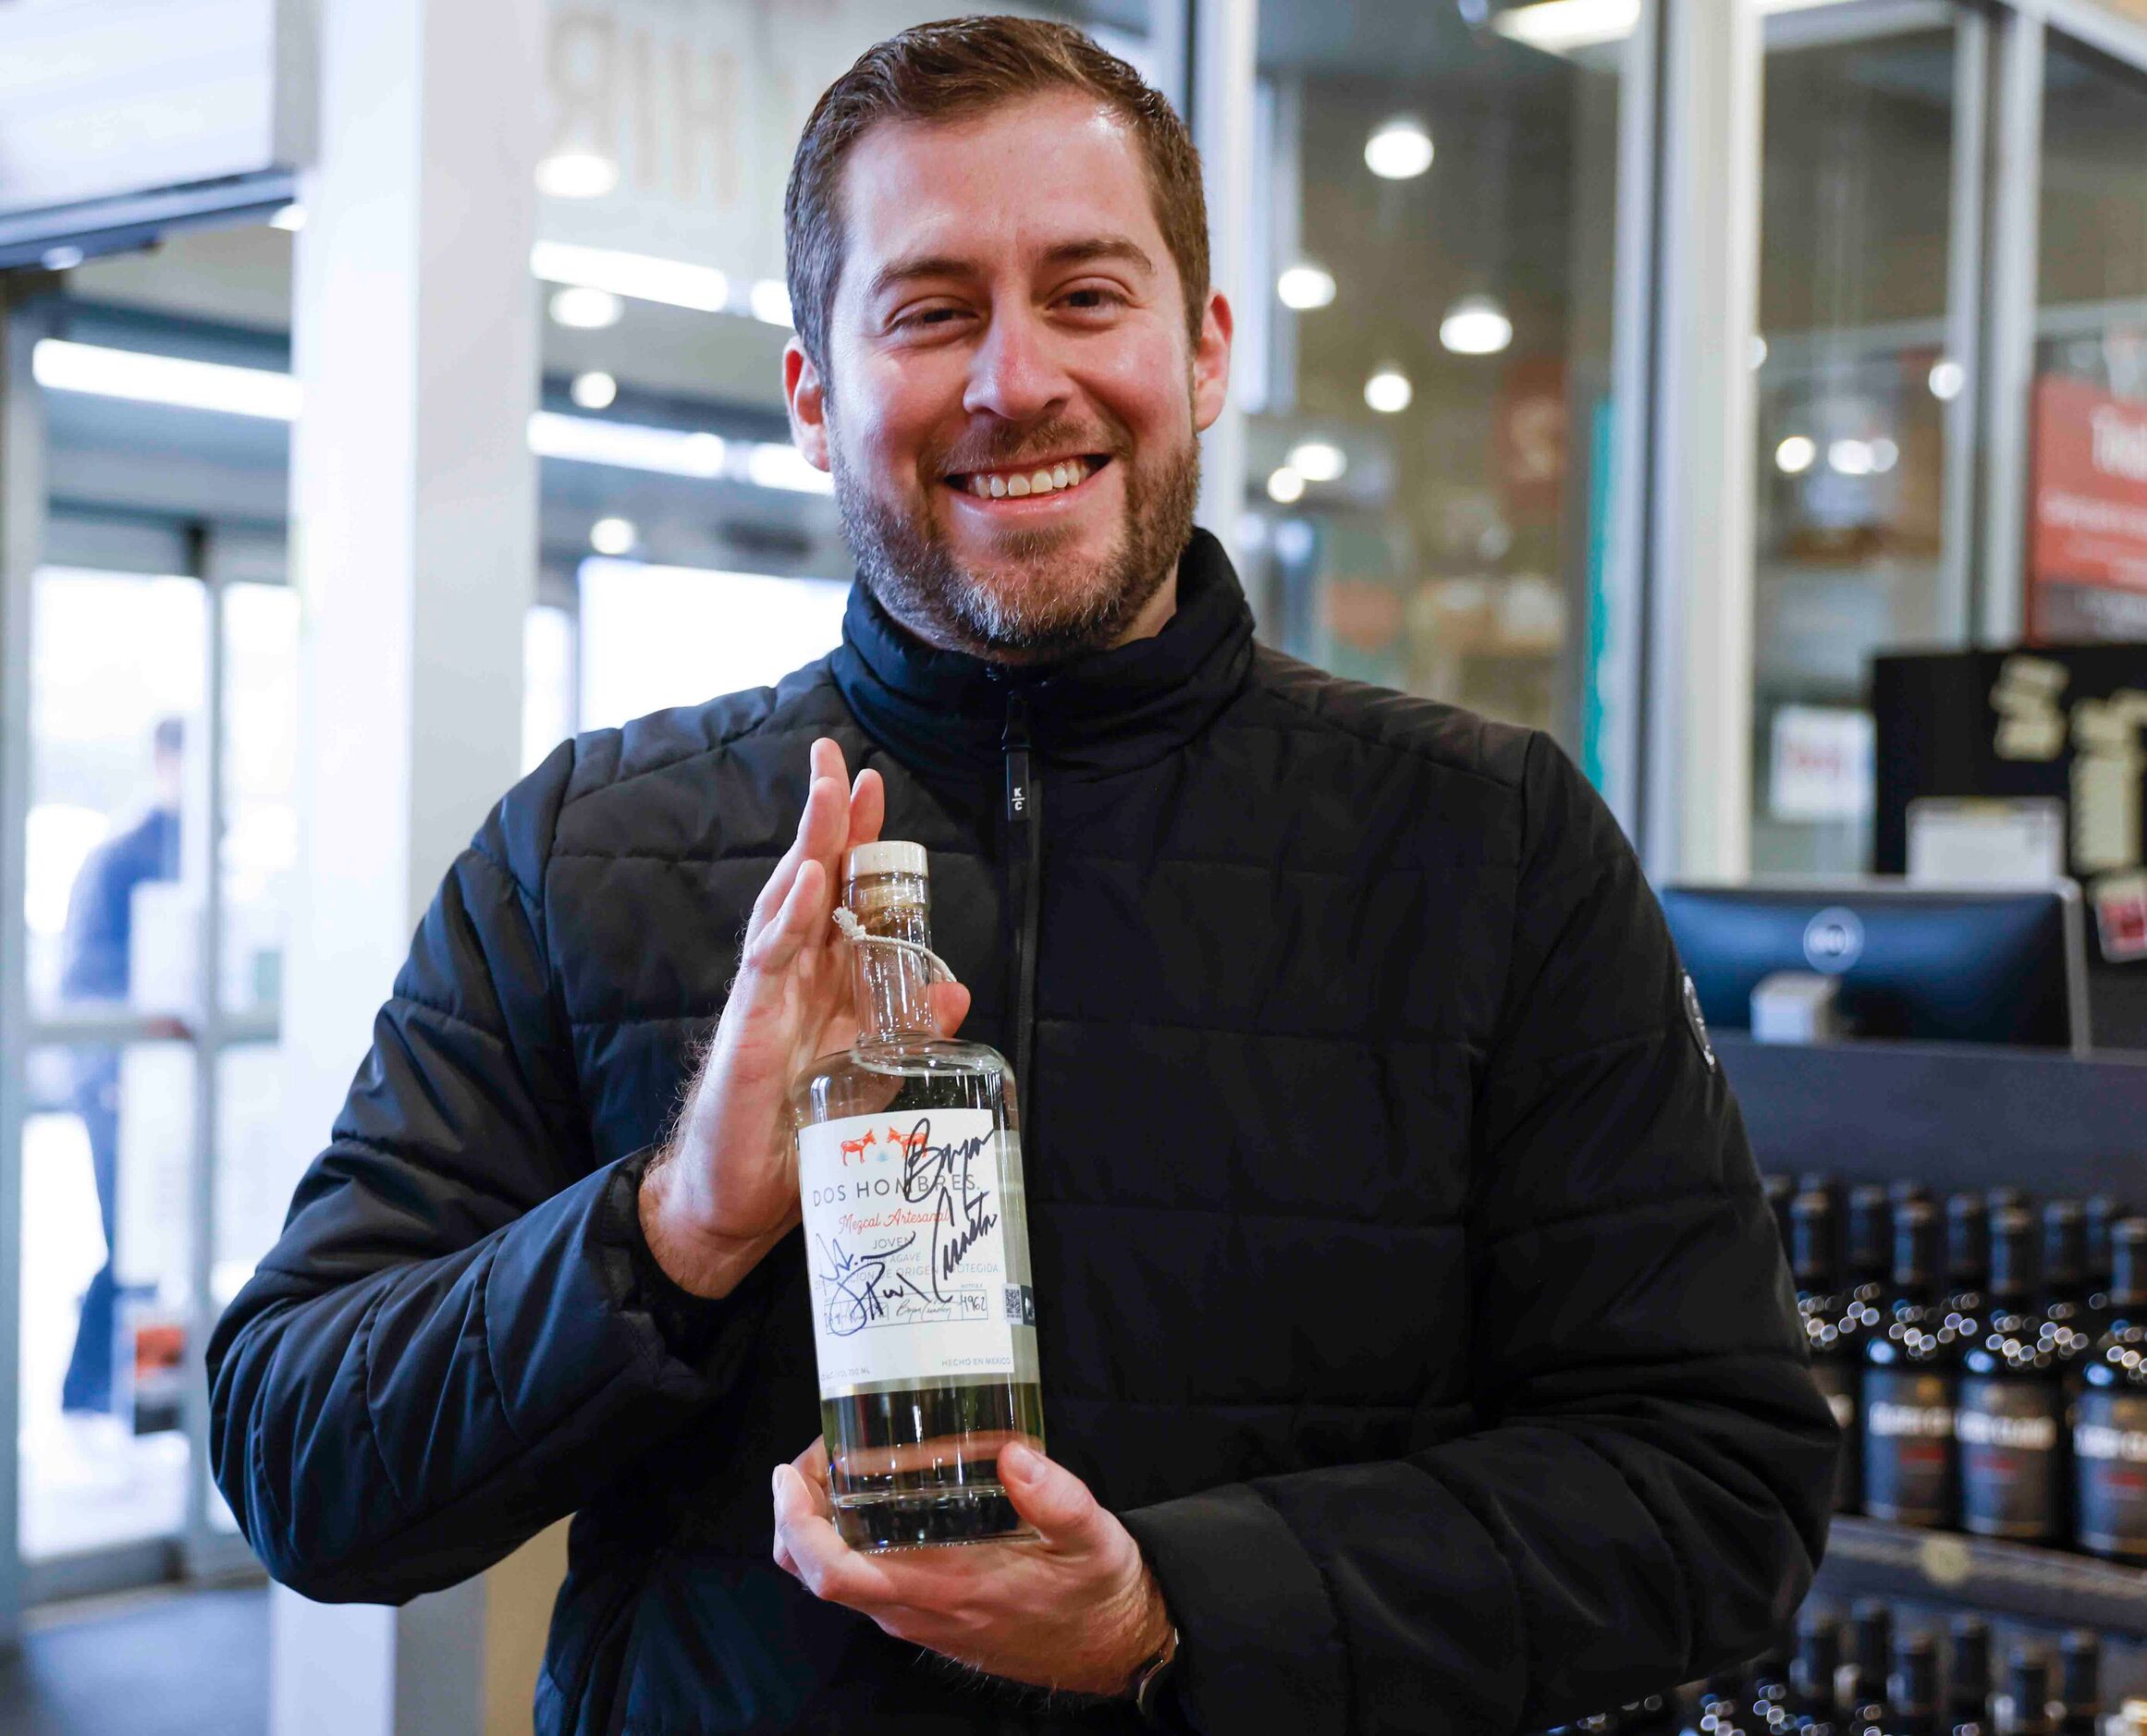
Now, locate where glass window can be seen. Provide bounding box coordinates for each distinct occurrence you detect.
[2030,35,2147,642]
[523,603,579,775]
[223,580,298,1021]
[1244,2,1622,759]
[1749,23,1961,875]
[28,568,204,1021]
[19,1042,194,1560]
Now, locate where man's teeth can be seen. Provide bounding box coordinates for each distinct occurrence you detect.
[965,458,1091,498]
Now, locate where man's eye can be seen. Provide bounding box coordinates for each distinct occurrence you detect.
[896,307,966,331]
[1062,287,1125,312]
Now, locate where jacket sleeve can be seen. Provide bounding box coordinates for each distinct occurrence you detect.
[206,741,777,1605]
[1121,733,1838,1736]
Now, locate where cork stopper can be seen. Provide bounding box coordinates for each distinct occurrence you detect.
[845,840,927,883]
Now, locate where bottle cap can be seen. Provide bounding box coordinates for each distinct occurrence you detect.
[1893,1199,1940,1289]
[1991,1207,2037,1300]
[1948,1193,1991,1288]
[845,840,928,882]
[2043,1201,2086,1291]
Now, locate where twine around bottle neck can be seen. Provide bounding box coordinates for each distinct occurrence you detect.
[831,905,960,985]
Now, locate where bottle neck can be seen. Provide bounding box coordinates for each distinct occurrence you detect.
[846,874,939,1043]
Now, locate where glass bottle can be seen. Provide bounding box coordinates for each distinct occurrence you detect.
[1863,1200,1965,1527]
[1787,1611,1845,1736]
[789,840,1043,1550]
[2055,1633,2099,1736]
[1890,1632,1941,1736]
[1958,1206,2065,1541]
[1794,1190,1860,1512]
[1947,1617,1992,1736]
[2074,1217,2147,1561]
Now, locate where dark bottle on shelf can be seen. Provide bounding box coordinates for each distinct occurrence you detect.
[1768,1175,1797,1251]
[2003,1651,2054,1736]
[1958,1206,2065,1541]
[1864,1199,1963,1526]
[1889,1632,1940,1736]
[1986,1186,2028,1216]
[2055,1632,2098,1736]
[1848,1603,1893,1735]
[1849,1187,1893,1305]
[1947,1193,1992,1306]
[1788,1613,1844,1736]
[2074,1217,2147,1562]
[2042,1201,2095,1378]
[2085,1196,2121,1309]
[1795,1192,1860,1512]
[1946,1617,1991,1736]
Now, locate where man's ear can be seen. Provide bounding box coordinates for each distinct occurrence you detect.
[1191,289,1233,434]
[783,338,832,472]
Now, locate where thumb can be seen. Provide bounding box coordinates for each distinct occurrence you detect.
[998,1441,1100,1545]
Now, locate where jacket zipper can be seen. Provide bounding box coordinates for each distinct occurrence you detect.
[1000,691,1043,1120]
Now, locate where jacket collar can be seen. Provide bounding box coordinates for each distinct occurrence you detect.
[829,527,1257,781]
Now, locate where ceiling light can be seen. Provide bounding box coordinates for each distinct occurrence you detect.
[1929,358,1966,401]
[1276,264,1337,312]
[1751,336,1769,371]
[1287,441,1346,483]
[535,151,619,200]
[1365,119,1435,181]
[31,338,300,420]
[1267,467,1306,505]
[1498,0,1851,56]
[1493,0,1639,53]
[1365,368,1413,414]
[590,517,637,556]
[40,245,84,272]
[744,443,834,495]
[750,279,794,327]
[570,370,618,410]
[1439,295,1512,357]
[533,240,729,313]
[1870,437,1899,473]
[1828,437,1874,476]
[270,204,305,232]
[529,412,727,477]
[549,286,623,330]
[1774,434,1817,474]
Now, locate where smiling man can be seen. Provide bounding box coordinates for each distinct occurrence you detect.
[210,18,1835,1736]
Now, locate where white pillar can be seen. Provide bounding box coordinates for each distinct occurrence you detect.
[1640,0,1763,882]
[1193,0,1257,574]
[273,0,547,1728]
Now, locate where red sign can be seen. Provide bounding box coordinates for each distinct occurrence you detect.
[2030,375,2147,640]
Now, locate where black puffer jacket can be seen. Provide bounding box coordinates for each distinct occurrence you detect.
[208,531,1834,1736]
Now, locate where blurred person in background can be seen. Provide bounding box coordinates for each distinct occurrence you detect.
[59,715,182,1418]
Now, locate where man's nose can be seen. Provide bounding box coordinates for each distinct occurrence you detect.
[963,307,1073,424]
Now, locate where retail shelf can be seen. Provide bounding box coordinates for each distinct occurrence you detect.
[1816,1516,2147,1637]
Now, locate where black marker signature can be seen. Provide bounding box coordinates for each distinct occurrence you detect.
[895,1117,1000,1302]
[815,1231,915,1338]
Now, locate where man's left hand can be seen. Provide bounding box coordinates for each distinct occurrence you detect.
[771,1436,1173,1696]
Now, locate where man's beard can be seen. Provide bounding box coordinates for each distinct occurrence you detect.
[832,416,1199,665]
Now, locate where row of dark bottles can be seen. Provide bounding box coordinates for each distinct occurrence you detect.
[1546,1604,2103,1736]
[1773,1174,2147,1559]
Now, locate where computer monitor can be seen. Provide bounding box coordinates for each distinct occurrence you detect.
[1660,880,2092,1055]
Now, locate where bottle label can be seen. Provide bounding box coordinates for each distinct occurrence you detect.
[1810,1360,1862,1512]
[1862,1368,1957,1525]
[797,1108,1021,1398]
[1957,1375,2062,1539]
[2076,1390,2147,1558]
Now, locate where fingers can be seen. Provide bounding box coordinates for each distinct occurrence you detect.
[794,1435,832,1497]
[742,856,828,975]
[773,1462,892,1608]
[928,981,972,1037]
[846,766,884,855]
[996,1443,1102,1547]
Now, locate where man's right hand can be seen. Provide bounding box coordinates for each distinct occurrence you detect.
[638,736,970,1299]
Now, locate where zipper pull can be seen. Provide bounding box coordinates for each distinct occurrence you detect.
[1002,691,1032,823]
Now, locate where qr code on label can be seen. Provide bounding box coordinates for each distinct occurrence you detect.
[1004,1285,1036,1326]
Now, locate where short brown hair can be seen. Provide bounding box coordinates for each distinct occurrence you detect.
[783,16,1208,381]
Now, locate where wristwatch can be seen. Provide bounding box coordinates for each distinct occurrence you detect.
[1130,1624,1182,1718]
